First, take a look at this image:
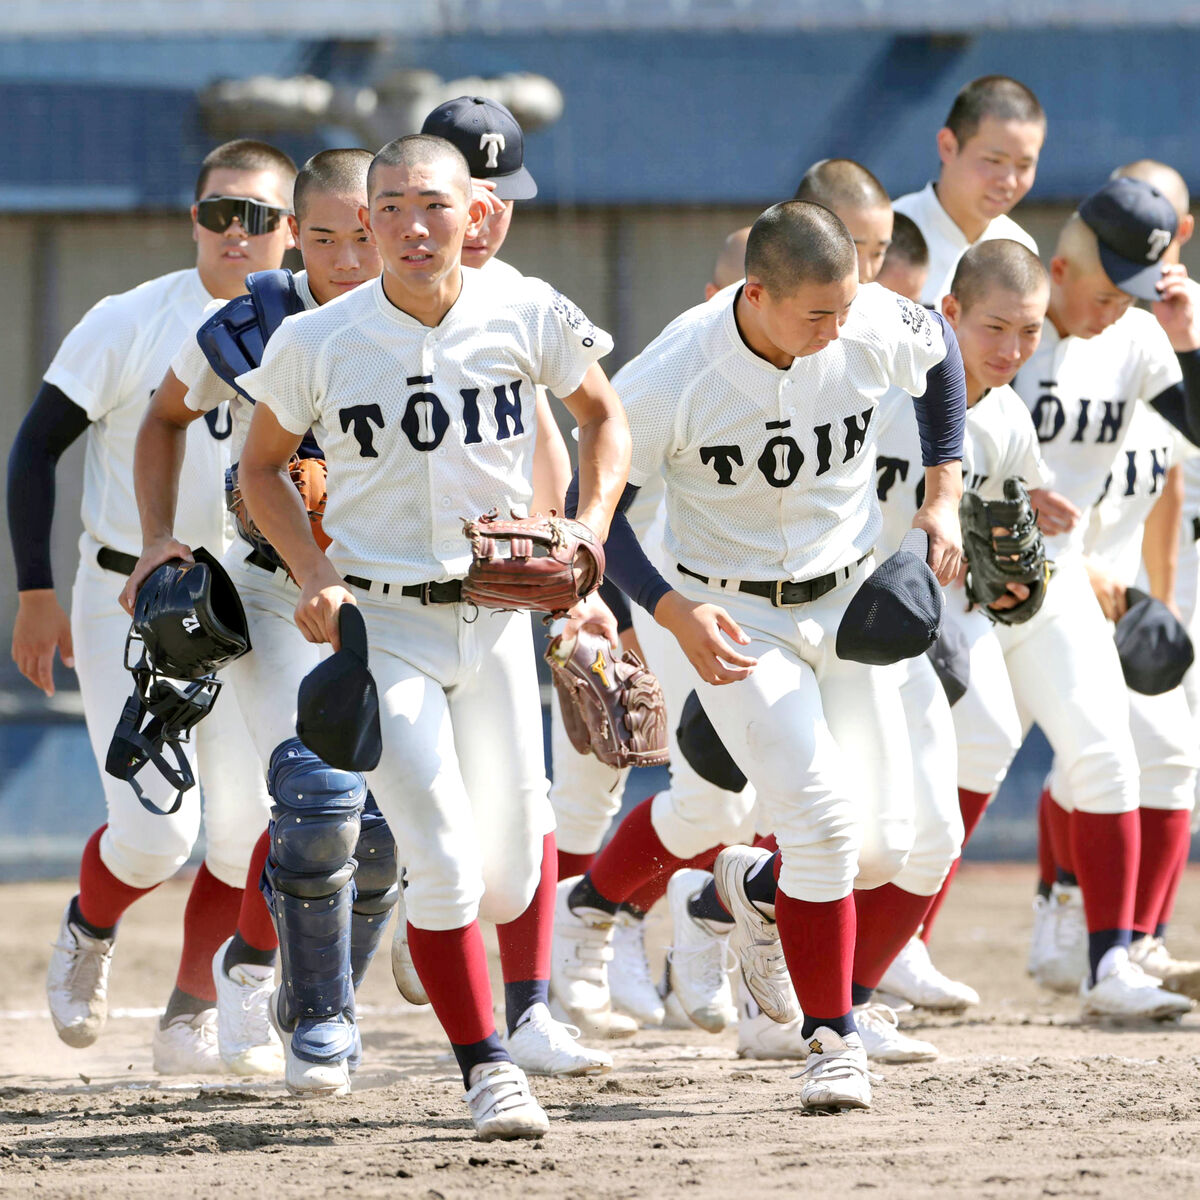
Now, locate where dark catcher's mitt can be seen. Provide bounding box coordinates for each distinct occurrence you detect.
[546,627,669,769]
[960,477,1050,627]
[229,455,331,569]
[461,510,605,614]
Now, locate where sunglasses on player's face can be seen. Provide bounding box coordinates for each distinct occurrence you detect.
[196,195,291,236]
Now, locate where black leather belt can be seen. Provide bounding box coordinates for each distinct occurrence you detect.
[1192,516,1200,543]
[245,548,285,574]
[677,553,871,607]
[97,546,138,576]
[344,574,463,605]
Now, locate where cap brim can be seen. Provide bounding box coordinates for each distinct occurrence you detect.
[1097,241,1165,301]
[489,164,537,201]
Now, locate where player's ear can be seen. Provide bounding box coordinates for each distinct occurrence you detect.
[941,292,961,330]
[287,214,300,241]
[704,283,718,301]
[465,197,488,238]
[742,278,767,311]
[190,203,200,246]
[1048,256,1068,286]
[1179,213,1195,248]
[358,204,373,239]
[936,127,959,167]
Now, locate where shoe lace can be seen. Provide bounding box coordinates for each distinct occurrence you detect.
[854,1002,899,1036]
[668,935,734,993]
[465,1064,530,1112]
[232,975,275,1040]
[793,1051,880,1086]
[52,930,109,997]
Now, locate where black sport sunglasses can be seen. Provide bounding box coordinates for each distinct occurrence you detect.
[196,195,291,236]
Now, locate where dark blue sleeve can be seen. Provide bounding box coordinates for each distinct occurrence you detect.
[6,382,91,591]
[912,312,967,467]
[566,474,673,617]
[598,577,634,633]
[1147,350,1200,447]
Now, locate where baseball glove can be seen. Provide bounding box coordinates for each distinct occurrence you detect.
[229,455,331,570]
[461,510,605,614]
[960,477,1050,626]
[546,626,669,769]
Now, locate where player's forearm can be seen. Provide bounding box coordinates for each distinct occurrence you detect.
[1143,465,1183,604]
[532,387,572,513]
[919,460,964,514]
[134,410,189,546]
[562,365,632,540]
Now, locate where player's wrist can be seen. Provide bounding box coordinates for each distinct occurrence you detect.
[17,588,58,606]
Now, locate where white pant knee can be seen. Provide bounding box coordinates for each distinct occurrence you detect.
[649,768,758,860]
[99,823,192,890]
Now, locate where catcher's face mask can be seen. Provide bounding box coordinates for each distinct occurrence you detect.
[106,549,250,815]
[196,195,291,237]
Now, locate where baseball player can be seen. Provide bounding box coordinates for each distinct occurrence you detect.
[892,75,1043,308]
[234,135,630,1140]
[7,140,294,1072]
[875,213,930,305]
[704,228,752,301]
[557,200,967,1110]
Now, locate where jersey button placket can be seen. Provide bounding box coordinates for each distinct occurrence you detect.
[422,334,447,572]
[778,375,795,571]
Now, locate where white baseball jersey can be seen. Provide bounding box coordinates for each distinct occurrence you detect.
[173,270,319,460]
[1085,404,1190,584]
[1013,307,1182,559]
[616,282,948,582]
[44,268,233,557]
[892,182,1038,310]
[874,383,1047,554]
[237,268,612,583]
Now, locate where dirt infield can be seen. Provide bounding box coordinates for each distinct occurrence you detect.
[4,866,1200,1199]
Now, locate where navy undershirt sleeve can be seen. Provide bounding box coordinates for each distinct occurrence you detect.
[1147,350,1200,447]
[566,474,673,617]
[7,382,91,591]
[913,312,967,467]
[598,577,634,633]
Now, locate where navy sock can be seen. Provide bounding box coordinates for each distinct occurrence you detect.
[69,895,116,941]
[223,930,277,973]
[801,1012,857,1041]
[1155,922,1169,940]
[850,983,874,1007]
[160,986,212,1028]
[688,880,734,925]
[568,873,620,917]
[504,980,550,1036]
[1036,880,1052,900]
[1055,869,1078,888]
[452,1033,511,1088]
[1088,928,1133,983]
[743,853,779,910]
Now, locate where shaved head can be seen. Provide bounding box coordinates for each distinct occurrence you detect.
[1112,159,1190,221]
[368,134,471,200]
[294,148,372,221]
[950,239,1048,312]
[746,201,857,298]
[711,226,751,292]
[794,158,889,215]
[1054,213,1103,274]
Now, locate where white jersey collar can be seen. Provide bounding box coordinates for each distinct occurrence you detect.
[370,268,475,331]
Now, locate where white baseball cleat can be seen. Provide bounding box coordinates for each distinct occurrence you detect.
[712,846,800,1025]
[46,901,116,1049]
[610,910,665,1027]
[267,986,352,1097]
[506,1002,612,1077]
[390,887,429,1006]
[660,972,701,1030]
[549,996,638,1039]
[736,978,808,1060]
[666,869,736,1033]
[1032,883,1089,995]
[795,1027,874,1112]
[1027,893,1053,977]
[1079,948,1194,1020]
[852,1001,938,1063]
[877,936,979,1012]
[1128,936,1200,999]
[549,878,617,1028]
[211,939,284,1076]
[152,1009,222,1075]
[464,1061,550,1141]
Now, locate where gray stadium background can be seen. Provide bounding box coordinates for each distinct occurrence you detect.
[3,1,1197,875]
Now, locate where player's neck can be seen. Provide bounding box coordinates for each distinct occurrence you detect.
[196,263,249,302]
[734,291,794,369]
[1045,295,1071,340]
[932,180,990,245]
[964,370,986,407]
[381,267,463,327]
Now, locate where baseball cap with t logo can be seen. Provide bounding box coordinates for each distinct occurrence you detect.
[421,96,538,200]
[1079,177,1179,301]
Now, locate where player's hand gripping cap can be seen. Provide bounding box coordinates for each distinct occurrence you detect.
[835,529,943,665]
[960,478,1050,627]
[106,548,251,815]
[546,623,669,769]
[296,604,382,772]
[462,510,605,614]
[1115,587,1195,696]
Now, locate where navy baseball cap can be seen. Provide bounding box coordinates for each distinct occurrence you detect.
[296,605,381,771]
[1114,587,1194,696]
[421,96,537,201]
[836,530,943,666]
[925,620,970,707]
[1079,178,1178,302]
[676,690,748,793]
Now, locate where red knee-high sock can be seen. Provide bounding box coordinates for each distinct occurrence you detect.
[624,845,722,913]
[754,834,778,853]
[853,883,937,991]
[919,788,990,944]
[175,864,243,1001]
[1134,808,1192,937]
[1156,841,1190,933]
[557,850,595,881]
[588,796,682,904]
[1070,809,1139,934]
[237,829,278,952]
[775,888,856,1022]
[1047,792,1074,876]
[1037,788,1056,889]
[76,825,159,931]
[407,921,496,1045]
[497,833,556,984]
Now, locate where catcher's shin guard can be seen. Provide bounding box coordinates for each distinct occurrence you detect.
[263,738,365,1061]
[350,794,399,991]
